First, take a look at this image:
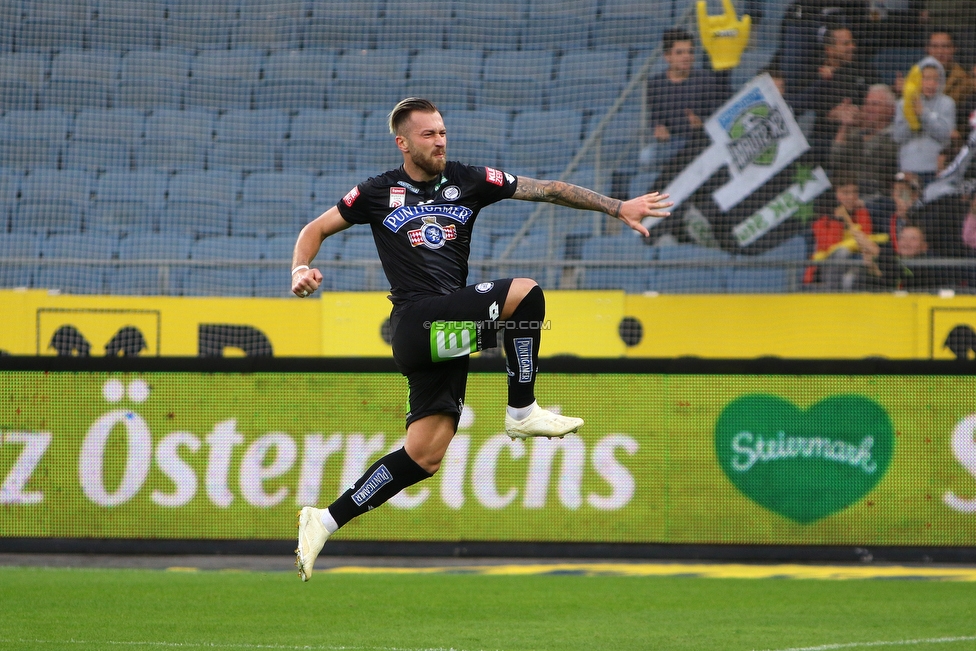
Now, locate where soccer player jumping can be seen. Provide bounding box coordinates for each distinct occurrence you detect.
[291,98,672,581]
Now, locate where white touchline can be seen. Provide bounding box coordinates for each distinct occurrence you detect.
[0,639,497,651]
[760,635,976,651]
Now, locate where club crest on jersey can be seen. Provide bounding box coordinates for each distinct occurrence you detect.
[442,185,461,201]
[408,216,456,249]
[389,186,406,208]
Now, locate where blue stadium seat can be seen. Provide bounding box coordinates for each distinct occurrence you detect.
[63,108,145,172]
[39,80,112,111]
[231,18,300,50]
[19,169,93,205]
[160,17,233,50]
[135,138,208,171]
[0,232,41,288]
[449,0,524,50]
[63,139,132,172]
[0,52,49,85]
[449,109,510,142]
[34,265,107,294]
[261,49,336,80]
[479,200,536,237]
[73,108,145,141]
[301,1,379,49]
[242,171,314,206]
[12,200,86,235]
[41,233,117,261]
[0,109,70,166]
[26,0,92,21]
[51,49,121,84]
[591,0,673,50]
[180,266,256,297]
[332,230,383,291]
[328,50,409,110]
[502,109,583,174]
[214,109,290,141]
[240,0,307,21]
[183,79,253,111]
[159,200,232,238]
[115,79,184,110]
[253,79,327,111]
[121,49,193,83]
[99,0,168,21]
[87,200,156,237]
[0,169,21,204]
[112,231,194,296]
[191,49,264,82]
[96,170,169,204]
[168,0,240,20]
[0,139,59,170]
[0,85,32,113]
[551,49,629,111]
[477,50,554,111]
[579,232,655,292]
[88,17,158,49]
[727,235,808,293]
[208,140,278,173]
[448,137,501,168]
[253,266,295,297]
[166,170,241,205]
[520,19,590,51]
[231,200,302,237]
[17,20,88,52]
[492,231,558,285]
[312,172,366,214]
[189,235,264,261]
[283,109,362,172]
[650,243,730,293]
[406,50,484,112]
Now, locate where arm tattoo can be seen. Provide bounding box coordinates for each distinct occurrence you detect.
[513,177,621,216]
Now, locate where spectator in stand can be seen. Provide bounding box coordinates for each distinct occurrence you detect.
[921,1,976,65]
[887,171,922,253]
[804,170,874,289]
[829,83,900,216]
[850,223,950,290]
[892,56,955,186]
[641,28,731,174]
[791,26,874,165]
[923,29,975,139]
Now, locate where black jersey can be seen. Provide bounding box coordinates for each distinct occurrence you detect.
[336,161,518,305]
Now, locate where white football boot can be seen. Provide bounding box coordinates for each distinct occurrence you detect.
[505,404,584,440]
[295,506,330,582]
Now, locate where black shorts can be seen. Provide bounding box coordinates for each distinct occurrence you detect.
[390,279,514,428]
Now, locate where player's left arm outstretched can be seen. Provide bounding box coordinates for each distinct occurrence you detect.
[512,177,672,237]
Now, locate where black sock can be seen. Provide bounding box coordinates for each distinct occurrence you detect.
[327,447,432,529]
[504,284,544,408]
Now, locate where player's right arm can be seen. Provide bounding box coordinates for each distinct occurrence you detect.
[291,206,353,298]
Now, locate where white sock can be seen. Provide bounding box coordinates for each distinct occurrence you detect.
[320,508,339,534]
[507,401,537,421]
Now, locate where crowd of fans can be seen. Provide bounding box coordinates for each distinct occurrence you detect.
[640,1,976,293]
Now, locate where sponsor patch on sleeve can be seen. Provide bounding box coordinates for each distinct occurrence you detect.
[342,186,360,207]
[486,167,504,186]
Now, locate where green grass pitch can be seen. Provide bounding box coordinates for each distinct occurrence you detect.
[1,566,975,651]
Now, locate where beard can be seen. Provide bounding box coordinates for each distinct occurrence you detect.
[411,147,447,177]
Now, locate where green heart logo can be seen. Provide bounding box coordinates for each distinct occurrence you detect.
[715,394,894,523]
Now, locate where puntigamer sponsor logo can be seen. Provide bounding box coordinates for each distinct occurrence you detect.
[715,394,895,523]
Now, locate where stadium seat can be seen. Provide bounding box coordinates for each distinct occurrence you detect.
[261,49,336,81]
[477,50,554,111]
[180,266,256,297]
[41,233,117,262]
[160,17,233,50]
[0,169,20,204]
[115,79,184,110]
[39,80,111,111]
[63,139,132,172]
[231,18,300,50]
[253,79,327,111]
[502,109,583,174]
[168,0,240,20]
[240,0,308,21]
[1,109,71,142]
[333,231,383,291]
[406,50,484,113]
[167,170,241,205]
[26,0,92,21]
[284,109,363,172]
[34,265,107,295]
[96,170,169,205]
[12,200,86,235]
[0,233,41,288]
[282,141,353,172]
[63,108,145,172]
[312,172,367,214]
[138,110,215,170]
[579,232,655,292]
[73,108,146,142]
[86,18,158,50]
[121,49,193,83]
[332,49,409,80]
[231,200,303,237]
[112,231,191,296]
[189,235,264,261]
[479,200,537,237]
[183,79,253,111]
[493,230,559,286]
[191,49,264,82]
[159,200,232,238]
[19,169,93,205]
[520,18,590,51]
[449,137,501,168]
[208,140,279,173]
[448,0,524,50]
[51,49,121,84]
[0,52,49,85]
[214,109,290,141]
[650,243,731,294]
[727,235,808,293]
[551,49,629,111]
[144,108,216,141]
[17,20,87,52]
[242,172,314,207]
[87,200,156,237]
[0,79,33,109]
